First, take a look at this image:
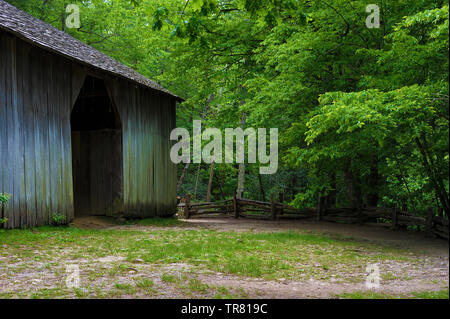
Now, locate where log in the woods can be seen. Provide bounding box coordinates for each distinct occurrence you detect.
[239,204,271,212]
[190,210,233,216]
[187,205,233,211]
[239,202,271,210]
[188,206,233,212]
[398,214,426,225]
[179,199,232,207]
[238,198,271,206]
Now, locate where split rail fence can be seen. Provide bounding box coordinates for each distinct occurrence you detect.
[178,193,449,240]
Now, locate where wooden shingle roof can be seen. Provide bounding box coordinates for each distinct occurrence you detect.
[0,0,182,101]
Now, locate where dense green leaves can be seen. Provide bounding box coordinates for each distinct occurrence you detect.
[8,0,449,213]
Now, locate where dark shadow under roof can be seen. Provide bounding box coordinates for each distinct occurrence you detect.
[0,0,182,101]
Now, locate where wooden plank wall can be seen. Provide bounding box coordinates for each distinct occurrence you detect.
[0,32,85,228]
[108,79,177,218]
[0,31,177,227]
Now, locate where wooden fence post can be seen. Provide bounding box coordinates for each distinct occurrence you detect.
[278,193,284,215]
[184,194,191,219]
[233,191,239,218]
[270,194,277,220]
[391,205,398,230]
[425,207,433,238]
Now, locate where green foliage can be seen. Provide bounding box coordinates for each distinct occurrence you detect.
[0,192,10,204]
[8,0,449,214]
[0,193,10,227]
[51,213,67,226]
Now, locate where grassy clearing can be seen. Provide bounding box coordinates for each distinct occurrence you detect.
[0,221,447,299]
[0,226,416,281]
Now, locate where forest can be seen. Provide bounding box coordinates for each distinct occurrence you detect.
[7,0,449,216]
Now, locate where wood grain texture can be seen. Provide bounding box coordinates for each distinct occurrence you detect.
[0,32,177,228]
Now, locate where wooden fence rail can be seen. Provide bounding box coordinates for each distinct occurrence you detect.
[177,193,449,240]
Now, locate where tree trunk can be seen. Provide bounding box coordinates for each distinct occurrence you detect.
[258,174,266,202]
[193,163,201,200]
[236,114,246,199]
[237,163,245,199]
[415,136,449,214]
[206,161,215,202]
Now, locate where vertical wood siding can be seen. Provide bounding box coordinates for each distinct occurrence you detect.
[0,32,177,227]
[108,79,177,218]
[0,32,85,228]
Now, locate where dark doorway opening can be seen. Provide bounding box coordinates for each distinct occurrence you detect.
[71,75,123,217]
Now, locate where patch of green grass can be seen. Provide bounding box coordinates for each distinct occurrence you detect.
[0,226,417,281]
[336,291,402,299]
[337,289,450,299]
[0,224,437,299]
[134,278,154,288]
[214,286,234,299]
[29,288,70,299]
[114,282,136,294]
[161,273,179,283]
[410,289,449,299]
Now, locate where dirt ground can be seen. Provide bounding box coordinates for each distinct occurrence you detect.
[65,215,449,299]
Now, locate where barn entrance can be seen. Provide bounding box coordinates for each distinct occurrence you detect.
[71,75,123,217]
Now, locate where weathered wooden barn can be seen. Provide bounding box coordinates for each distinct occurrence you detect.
[0,1,180,228]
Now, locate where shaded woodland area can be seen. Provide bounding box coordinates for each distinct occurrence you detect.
[5,0,449,221]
